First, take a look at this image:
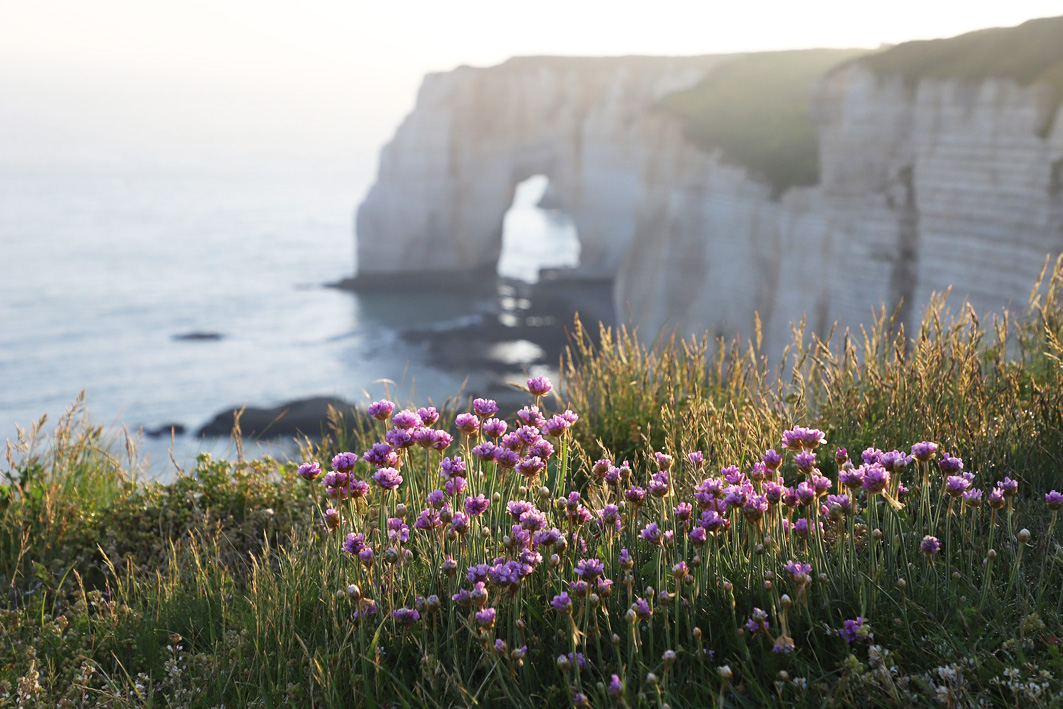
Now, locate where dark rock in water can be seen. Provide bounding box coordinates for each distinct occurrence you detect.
[197,396,360,439]
[144,423,187,438]
[173,331,224,342]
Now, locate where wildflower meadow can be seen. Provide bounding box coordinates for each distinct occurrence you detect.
[4,257,1063,706]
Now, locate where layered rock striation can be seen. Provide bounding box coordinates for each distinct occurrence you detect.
[356,21,1063,357]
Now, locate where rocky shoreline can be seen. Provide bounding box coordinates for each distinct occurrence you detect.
[190,271,615,441]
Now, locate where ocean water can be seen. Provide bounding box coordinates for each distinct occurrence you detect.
[0,166,581,477]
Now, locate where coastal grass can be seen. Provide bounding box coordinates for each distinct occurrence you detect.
[4,257,1063,707]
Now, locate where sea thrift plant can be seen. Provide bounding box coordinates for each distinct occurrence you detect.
[290,397,1063,707]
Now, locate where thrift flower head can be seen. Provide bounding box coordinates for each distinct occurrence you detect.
[835,447,849,465]
[472,398,498,418]
[392,409,423,430]
[608,675,623,698]
[332,452,359,473]
[574,558,605,581]
[591,458,613,480]
[363,442,397,468]
[471,442,498,462]
[475,608,496,629]
[516,406,545,428]
[938,452,964,474]
[495,449,520,469]
[648,471,670,498]
[745,607,769,635]
[794,451,816,472]
[454,413,480,435]
[343,532,366,555]
[962,488,983,507]
[385,428,415,450]
[639,522,662,545]
[688,450,705,469]
[921,535,941,555]
[881,450,911,472]
[946,475,971,497]
[619,548,634,570]
[1046,490,1063,511]
[861,447,883,465]
[516,456,546,479]
[297,462,322,481]
[464,494,490,516]
[624,486,647,504]
[655,452,674,471]
[323,508,341,530]
[367,400,395,421]
[839,466,865,490]
[750,461,770,482]
[372,467,403,490]
[785,560,812,582]
[911,441,938,462]
[987,487,1006,509]
[742,495,769,523]
[482,417,507,438]
[763,449,783,470]
[861,464,890,494]
[632,597,652,620]
[526,439,554,460]
[392,608,420,626]
[439,456,466,479]
[551,592,572,613]
[444,476,467,497]
[450,511,470,536]
[414,508,442,530]
[839,617,866,644]
[781,426,826,451]
[542,415,572,437]
[998,476,1019,496]
[416,406,440,426]
[527,376,553,397]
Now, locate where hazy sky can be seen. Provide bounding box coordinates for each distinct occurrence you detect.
[3,1,1062,188]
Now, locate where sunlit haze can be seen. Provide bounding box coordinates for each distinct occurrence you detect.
[3,0,1061,196]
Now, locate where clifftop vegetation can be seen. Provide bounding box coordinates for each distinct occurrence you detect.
[656,49,870,196]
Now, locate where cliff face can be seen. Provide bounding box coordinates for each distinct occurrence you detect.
[357,39,1063,357]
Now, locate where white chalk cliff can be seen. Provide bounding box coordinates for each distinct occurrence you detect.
[356,34,1063,357]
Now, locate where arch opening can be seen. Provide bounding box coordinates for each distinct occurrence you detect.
[496,175,580,283]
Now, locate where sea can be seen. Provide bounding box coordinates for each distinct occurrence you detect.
[0,165,585,479]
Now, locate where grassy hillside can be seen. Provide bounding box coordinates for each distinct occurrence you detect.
[4,256,1063,706]
[656,48,871,196]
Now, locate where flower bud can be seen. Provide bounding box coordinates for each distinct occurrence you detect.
[539,486,551,500]
[549,554,561,568]
[684,575,695,587]
[818,572,828,584]
[662,650,676,665]
[384,547,400,564]
[492,492,502,504]
[395,503,408,518]
[781,594,792,609]
[691,554,702,568]
[556,655,570,670]
[896,578,907,591]
[612,633,621,645]
[646,673,658,687]
[347,584,361,600]
[872,528,883,540]
[764,579,773,591]
[1019,529,1031,544]
[723,581,733,593]
[693,627,702,640]
[988,549,997,560]
[718,665,733,681]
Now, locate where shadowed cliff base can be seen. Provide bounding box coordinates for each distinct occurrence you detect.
[197,272,615,439]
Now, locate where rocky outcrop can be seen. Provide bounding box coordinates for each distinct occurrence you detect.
[356,26,1063,358]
